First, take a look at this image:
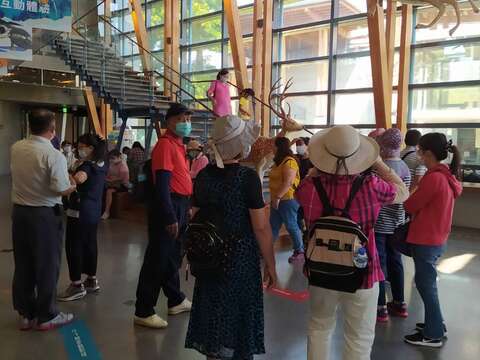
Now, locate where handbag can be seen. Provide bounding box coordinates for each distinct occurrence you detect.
[391,222,412,257]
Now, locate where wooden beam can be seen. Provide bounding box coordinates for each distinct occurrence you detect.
[99,99,114,137]
[129,0,152,73]
[261,0,273,136]
[396,5,413,134]
[83,87,104,138]
[164,0,172,98]
[367,0,391,129]
[170,0,180,101]
[385,0,396,115]
[252,0,263,124]
[104,0,112,46]
[224,0,249,91]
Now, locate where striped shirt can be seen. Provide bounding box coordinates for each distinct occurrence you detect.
[401,146,427,180]
[374,159,411,234]
[296,172,396,289]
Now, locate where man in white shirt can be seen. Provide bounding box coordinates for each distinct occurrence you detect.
[400,129,427,190]
[10,109,76,331]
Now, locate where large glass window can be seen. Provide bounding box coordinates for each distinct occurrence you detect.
[281,0,331,28]
[279,26,329,61]
[282,95,328,125]
[185,0,222,18]
[147,1,164,27]
[280,61,329,92]
[182,43,222,72]
[413,43,480,84]
[186,15,222,44]
[411,86,480,124]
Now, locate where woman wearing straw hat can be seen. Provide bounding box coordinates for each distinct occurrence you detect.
[185,115,277,360]
[296,125,409,360]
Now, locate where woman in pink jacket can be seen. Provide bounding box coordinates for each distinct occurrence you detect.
[403,133,462,348]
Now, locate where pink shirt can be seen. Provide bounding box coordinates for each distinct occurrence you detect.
[296,173,396,289]
[190,155,209,180]
[208,80,232,117]
[107,161,130,186]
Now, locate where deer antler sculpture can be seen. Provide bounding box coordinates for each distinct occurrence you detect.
[369,0,479,36]
[242,78,305,182]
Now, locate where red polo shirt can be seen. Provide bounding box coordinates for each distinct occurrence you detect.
[151,130,193,196]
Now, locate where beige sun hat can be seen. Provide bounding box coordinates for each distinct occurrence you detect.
[209,115,260,168]
[308,125,379,175]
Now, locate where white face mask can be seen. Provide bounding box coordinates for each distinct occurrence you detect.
[297,145,306,156]
[63,145,72,153]
[78,149,89,159]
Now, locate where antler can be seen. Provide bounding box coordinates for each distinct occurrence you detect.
[269,77,293,122]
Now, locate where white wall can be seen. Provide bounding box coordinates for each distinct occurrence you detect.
[0,101,22,175]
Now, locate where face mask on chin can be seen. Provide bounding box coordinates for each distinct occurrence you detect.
[63,146,72,153]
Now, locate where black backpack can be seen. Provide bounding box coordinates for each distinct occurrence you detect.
[305,175,369,293]
[184,166,245,279]
[184,205,231,279]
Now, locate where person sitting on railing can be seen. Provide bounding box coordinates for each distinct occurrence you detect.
[239,88,255,120]
[207,69,232,117]
[102,149,130,220]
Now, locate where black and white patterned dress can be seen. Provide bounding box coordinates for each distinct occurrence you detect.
[185,163,266,360]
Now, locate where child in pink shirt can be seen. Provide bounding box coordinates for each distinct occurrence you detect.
[207,69,232,117]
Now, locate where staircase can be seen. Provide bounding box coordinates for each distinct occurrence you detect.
[53,37,169,111]
[52,36,213,141]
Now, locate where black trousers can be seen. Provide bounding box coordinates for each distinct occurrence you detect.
[135,195,189,317]
[12,205,63,323]
[65,217,98,282]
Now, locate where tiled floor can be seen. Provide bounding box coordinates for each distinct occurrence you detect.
[0,176,479,360]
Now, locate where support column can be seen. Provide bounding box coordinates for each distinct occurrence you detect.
[116,116,128,151]
[83,87,104,138]
[367,0,391,129]
[104,0,112,46]
[396,5,413,134]
[164,0,173,98]
[171,0,180,101]
[252,0,263,124]
[385,0,396,116]
[129,0,152,73]
[224,0,249,91]
[261,0,273,136]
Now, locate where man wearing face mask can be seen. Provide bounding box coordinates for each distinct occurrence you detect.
[10,109,77,331]
[134,103,193,329]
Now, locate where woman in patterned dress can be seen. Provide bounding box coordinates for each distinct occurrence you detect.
[185,116,277,360]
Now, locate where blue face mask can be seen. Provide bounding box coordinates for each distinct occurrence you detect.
[175,122,192,137]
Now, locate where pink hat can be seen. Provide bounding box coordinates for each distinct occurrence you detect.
[379,128,403,158]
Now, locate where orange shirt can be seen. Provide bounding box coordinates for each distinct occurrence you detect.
[151,130,193,196]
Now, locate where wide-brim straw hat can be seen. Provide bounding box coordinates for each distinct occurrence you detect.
[309,125,379,175]
[210,115,260,168]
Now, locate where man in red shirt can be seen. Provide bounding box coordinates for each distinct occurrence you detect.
[134,103,193,329]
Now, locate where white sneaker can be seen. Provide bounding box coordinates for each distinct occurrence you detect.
[36,312,74,331]
[168,298,192,315]
[134,314,168,329]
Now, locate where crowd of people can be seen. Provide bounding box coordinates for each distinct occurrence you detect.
[9,104,463,360]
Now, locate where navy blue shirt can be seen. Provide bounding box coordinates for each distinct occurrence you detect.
[76,161,107,224]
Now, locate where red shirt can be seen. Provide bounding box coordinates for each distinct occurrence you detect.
[405,164,462,246]
[151,130,193,196]
[296,172,396,289]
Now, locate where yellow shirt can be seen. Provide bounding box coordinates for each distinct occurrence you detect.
[269,156,300,200]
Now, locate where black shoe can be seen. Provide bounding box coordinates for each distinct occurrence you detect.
[415,322,448,338]
[404,332,443,348]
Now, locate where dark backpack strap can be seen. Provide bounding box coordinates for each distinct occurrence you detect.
[312,177,334,216]
[401,151,415,161]
[342,175,365,216]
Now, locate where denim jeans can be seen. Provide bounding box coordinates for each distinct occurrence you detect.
[411,244,446,340]
[270,199,304,252]
[375,233,405,306]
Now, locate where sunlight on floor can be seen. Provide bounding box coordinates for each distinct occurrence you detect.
[437,254,477,274]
